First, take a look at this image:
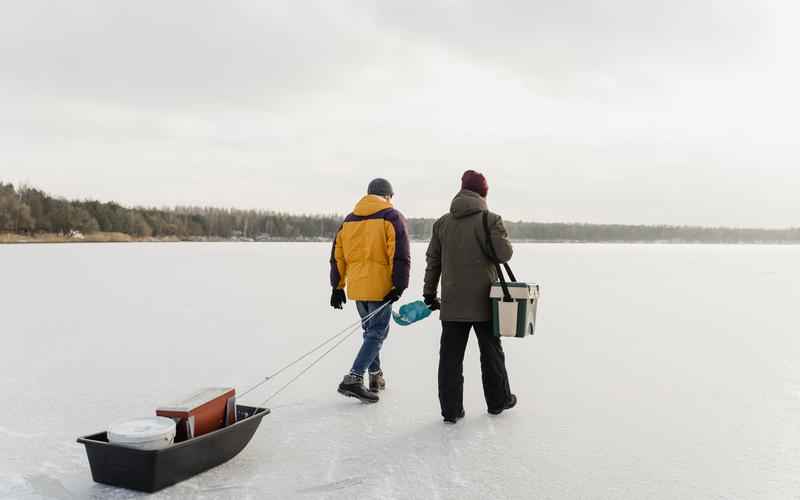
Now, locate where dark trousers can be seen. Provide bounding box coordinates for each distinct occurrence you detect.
[438,320,512,418]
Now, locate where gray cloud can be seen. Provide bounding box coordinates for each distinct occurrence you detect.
[1,1,769,105]
[1,1,797,227]
[0,1,385,108]
[372,1,768,70]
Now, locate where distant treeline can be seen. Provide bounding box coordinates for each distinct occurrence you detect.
[2,182,800,243]
[0,182,339,240]
[407,219,800,243]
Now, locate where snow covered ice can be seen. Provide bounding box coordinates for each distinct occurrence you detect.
[2,242,800,499]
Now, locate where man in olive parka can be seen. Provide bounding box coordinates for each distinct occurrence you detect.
[423,170,517,423]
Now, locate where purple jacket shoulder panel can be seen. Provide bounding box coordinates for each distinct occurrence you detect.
[329,224,344,289]
[384,209,411,291]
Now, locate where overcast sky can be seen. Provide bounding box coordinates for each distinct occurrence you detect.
[1,1,798,227]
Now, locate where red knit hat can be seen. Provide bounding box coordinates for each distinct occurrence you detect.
[461,170,488,197]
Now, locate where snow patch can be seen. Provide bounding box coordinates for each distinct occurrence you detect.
[0,425,44,439]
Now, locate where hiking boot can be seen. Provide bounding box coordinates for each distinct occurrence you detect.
[369,371,386,393]
[443,409,465,424]
[488,394,518,415]
[338,374,379,403]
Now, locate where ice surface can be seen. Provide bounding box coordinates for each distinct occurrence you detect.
[2,242,800,499]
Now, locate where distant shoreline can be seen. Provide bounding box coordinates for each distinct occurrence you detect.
[3,233,800,245]
[4,182,800,245]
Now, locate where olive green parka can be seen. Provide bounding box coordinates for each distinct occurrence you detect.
[423,189,513,322]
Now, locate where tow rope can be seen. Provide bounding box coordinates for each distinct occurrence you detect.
[237,301,392,406]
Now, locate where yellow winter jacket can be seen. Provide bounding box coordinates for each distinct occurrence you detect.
[330,195,411,301]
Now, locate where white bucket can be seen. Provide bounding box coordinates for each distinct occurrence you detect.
[108,417,176,450]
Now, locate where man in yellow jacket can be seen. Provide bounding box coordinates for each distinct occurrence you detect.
[330,178,411,403]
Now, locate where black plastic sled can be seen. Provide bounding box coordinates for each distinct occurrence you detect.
[77,405,270,493]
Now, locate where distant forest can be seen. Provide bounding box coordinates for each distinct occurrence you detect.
[2,182,800,243]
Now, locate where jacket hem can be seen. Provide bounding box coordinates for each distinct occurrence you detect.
[439,315,492,323]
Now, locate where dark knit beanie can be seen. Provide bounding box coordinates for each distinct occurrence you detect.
[461,170,488,197]
[367,178,394,197]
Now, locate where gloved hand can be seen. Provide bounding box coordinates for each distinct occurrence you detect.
[423,294,441,311]
[383,288,404,303]
[330,288,346,309]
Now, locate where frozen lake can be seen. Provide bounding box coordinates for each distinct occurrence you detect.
[1,242,799,499]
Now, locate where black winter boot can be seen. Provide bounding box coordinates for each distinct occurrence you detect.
[443,409,465,424]
[488,394,517,415]
[338,374,379,403]
[369,371,386,393]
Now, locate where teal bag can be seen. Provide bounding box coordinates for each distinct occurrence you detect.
[392,300,432,326]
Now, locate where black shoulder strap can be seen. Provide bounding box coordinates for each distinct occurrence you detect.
[482,212,516,302]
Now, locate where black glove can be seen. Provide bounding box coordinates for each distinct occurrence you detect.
[383,288,404,303]
[423,294,441,311]
[330,288,346,309]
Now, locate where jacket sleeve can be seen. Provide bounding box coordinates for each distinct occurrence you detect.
[423,220,442,296]
[329,225,346,289]
[386,210,411,291]
[490,214,513,263]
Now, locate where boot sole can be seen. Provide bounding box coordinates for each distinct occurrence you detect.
[338,387,379,404]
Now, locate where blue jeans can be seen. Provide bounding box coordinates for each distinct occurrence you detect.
[350,301,392,377]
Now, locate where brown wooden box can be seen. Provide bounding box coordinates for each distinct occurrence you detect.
[156,388,236,441]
